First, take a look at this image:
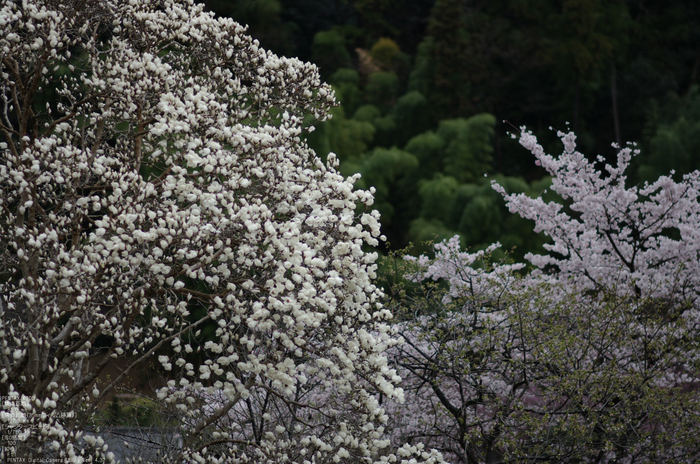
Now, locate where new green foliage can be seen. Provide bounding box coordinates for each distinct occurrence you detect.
[403,129,445,177]
[417,174,459,222]
[408,174,552,259]
[438,114,495,183]
[403,113,495,183]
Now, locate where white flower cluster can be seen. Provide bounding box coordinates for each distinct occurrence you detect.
[0,0,443,462]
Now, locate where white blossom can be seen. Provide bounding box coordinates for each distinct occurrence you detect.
[0,0,436,462]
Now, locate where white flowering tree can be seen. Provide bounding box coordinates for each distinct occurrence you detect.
[383,131,700,463]
[0,1,445,463]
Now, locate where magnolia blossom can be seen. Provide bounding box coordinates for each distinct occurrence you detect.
[0,1,443,462]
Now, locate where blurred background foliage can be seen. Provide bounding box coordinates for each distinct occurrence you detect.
[200,0,700,259]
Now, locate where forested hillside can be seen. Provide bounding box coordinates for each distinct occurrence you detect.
[202,0,700,256]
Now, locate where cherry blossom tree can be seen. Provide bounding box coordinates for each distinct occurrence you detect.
[494,129,700,306]
[0,1,445,463]
[383,131,700,463]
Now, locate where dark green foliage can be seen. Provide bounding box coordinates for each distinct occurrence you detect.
[401,113,495,183]
[348,0,435,54]
[406,217,455,251]
[438,114,495,183]
[98,396,169,427]
[406,37,433,97]
[452,184,502,245]
[403,129,445,178]
[416,174,459,222]
[371,114,398,147]
[329,68,363,115]
[306,106,375,162]
[352,0,402,39]
[637,87,700,183]
[353,104,382,122]
[407,174,552,260]
[364,71,400,112]
[390,91,430,148]
[311,29,352,79]
[342,147,418,227]
[423,0,472,120]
